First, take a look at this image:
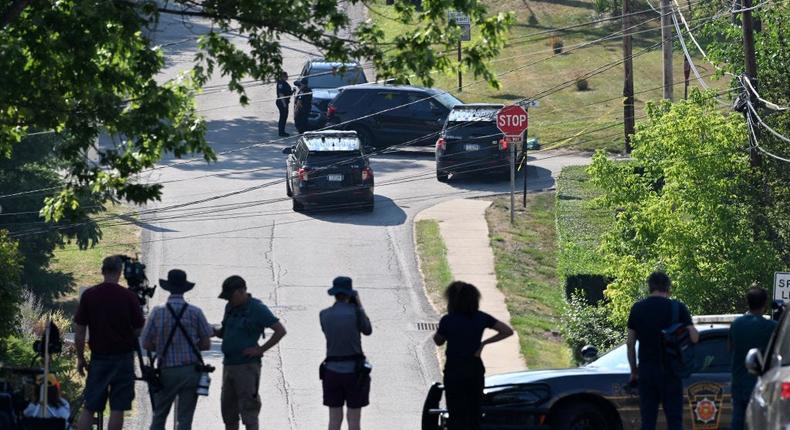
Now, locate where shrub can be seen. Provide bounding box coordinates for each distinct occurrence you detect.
[549,36,563,54]
[0,231,23,339]
[592,0,609,14]
[561,293,625,364]
[575,76,590,91]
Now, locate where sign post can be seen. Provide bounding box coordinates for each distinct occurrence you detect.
[496,105,529,224]
[448,11,471,92]
[774,271,790,302]
[519,99,539,208]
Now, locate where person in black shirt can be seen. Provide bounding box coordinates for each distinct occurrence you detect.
[293,78,313,134]
[626,271,699,430]
[275,72,293,137]
[433,281,514,430]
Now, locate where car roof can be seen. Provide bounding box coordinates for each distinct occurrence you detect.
[300,131,360,152]
[447,103,504,122]
[307,60,362,69]
[337,83,441,93]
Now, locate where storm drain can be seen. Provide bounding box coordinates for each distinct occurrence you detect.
[416,322,439,331]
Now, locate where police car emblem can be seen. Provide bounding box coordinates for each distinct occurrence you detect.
[687,382,724,429]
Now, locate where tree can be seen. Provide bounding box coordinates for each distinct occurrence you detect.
[588,91,781,325]
[1,0,513,220]
[0,230,23,338]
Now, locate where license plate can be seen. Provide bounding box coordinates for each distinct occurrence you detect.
[465,144,479,151]
[327,174,343,182]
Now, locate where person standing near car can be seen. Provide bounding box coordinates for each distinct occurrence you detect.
[433,281,514,430]
[293,77,313,134]
[276,72,293,137]
[74,255,145,430]
[319,276,373,430]
[728,286,778,430]
[141,269,214,430]
[626,271,700,430]
[215,275,287,430]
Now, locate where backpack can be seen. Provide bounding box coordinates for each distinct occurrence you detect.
[661,300,695,378]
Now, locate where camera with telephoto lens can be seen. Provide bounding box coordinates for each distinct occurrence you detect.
[195,364,215,396]
[119,255,156,306]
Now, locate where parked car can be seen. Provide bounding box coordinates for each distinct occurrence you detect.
[283,130,374,212]
[435,103,518,182]
[295,59,367,130]
[326,84,463,148]
[422,322,734,430]
[745,301,789,429]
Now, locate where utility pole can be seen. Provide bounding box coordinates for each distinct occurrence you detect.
[622,0,635,152]
[457,40,463,92]
[741,0,760,167]
[661,0,674,100]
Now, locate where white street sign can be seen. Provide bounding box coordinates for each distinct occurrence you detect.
[448,11,471,24]
[773,271,790,301]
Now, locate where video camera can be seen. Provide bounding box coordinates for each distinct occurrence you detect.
[119,255,156,307]
[32,322,61,358]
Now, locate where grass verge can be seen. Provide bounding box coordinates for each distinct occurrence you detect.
[415,219,453,312]
[51,204,140,316]
[485,193,571,368]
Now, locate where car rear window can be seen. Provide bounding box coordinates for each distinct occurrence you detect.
[308,66,367,88]
[446,121,501,138]
[306,151,363,167]
[432,91,463,110]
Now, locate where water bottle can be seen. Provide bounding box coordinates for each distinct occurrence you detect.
[197,371,211,396]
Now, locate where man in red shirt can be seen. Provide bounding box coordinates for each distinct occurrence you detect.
[74,255,145,430]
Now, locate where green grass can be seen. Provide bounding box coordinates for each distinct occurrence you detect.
[485,193,571,368]
[555,165,612,277]
[50,204,140,315]
[415,219,454,311]
[368,0,728,152]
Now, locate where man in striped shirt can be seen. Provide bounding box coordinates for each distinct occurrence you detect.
[142,269,213,430]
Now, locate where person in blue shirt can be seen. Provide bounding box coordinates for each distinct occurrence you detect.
[728,286,778,430]
[215,275,287,430]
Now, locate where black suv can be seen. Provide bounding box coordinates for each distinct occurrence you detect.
[435,104,515,182]
[296,60,368,130]
[326,84,463,147]
[283,130,374,212]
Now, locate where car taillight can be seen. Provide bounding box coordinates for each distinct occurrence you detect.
[362,167,373,181]
[298,168,310,181]
[499,138,508,151]
[436,137,446,151]
[782,382,790,400]
[327,104,336,118]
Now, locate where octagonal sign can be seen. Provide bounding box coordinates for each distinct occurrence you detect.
[496,105,529,136]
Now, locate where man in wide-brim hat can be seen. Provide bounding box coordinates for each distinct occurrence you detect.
[141,269,214,430]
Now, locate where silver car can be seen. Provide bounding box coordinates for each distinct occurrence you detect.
[745,303,790,429]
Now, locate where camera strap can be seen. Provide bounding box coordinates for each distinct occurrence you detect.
[165,303,205,366]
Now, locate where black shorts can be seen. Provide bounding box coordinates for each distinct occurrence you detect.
[83,353,135,412]
[322,369,370,409]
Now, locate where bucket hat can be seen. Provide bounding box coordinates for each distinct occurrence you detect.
[159,269,195,294]
[327,276,354,296]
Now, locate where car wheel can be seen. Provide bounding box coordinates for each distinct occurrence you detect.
[292,198,304,212]
[286,176,293,197]
[436,170,450,183]
[552,403,611,430]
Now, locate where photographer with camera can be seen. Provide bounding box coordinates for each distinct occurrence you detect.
[74,255,145,430]
[319,276,372,430]
[141,269,213,430]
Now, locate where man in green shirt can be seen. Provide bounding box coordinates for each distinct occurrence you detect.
[729,286,778,430]
[215,275,287,430]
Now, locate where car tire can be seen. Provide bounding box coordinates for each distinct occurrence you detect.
[552,402,611,430]
[292,198,304,212]
[286,176,293,197]
[436,170,450,183]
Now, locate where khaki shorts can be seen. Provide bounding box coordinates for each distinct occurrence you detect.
[221,362,262,426]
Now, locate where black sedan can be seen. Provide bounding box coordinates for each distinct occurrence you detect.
[423,324,734,430]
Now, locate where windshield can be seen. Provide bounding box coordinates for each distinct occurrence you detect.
[433,91,463,109]
[308,67,367,89]
[585,343,633,371]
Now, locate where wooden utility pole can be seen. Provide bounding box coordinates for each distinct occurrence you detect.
[622,0,635,152]
[741,0,760,167]
[661,0,674,100]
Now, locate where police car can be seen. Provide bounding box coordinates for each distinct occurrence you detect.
[283,131,374,212]
[423,317,739,430]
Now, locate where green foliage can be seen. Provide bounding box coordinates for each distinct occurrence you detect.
[561,293,624,364]
[0,231,23,338]
[588,90,781,325]
[1,0,512,219]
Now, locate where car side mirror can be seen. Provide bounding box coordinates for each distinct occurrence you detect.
[581,345,599,364]
[282,146,293,155]
[745,348,765,376]
[293,80,300,87]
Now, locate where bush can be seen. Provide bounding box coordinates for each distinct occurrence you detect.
[564,274,610,304]
[0,231,23,339]
[575,76,589,91]
[592,0,609,14]
[561,293,625,364]
[549,36,563,54]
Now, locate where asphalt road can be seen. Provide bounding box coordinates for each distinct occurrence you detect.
[127,7,592,429]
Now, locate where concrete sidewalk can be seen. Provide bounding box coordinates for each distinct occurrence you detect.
[416,199,526,374]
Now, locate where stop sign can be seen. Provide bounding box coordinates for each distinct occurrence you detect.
[496,105,529,136]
